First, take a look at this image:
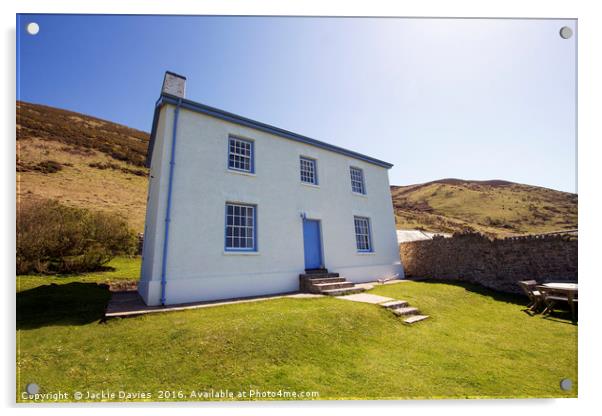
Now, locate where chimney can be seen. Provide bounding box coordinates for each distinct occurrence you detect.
[161,71,186,98]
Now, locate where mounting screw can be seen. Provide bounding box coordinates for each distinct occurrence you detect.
[26,383,40,394]
[560,378,573,391]
[559,26,573,39]
[26,22,40,35]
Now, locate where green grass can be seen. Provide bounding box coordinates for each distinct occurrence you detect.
[16,261,577,402]
[17,256,141,293]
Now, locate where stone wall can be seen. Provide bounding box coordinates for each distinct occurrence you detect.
[399,232,577,294]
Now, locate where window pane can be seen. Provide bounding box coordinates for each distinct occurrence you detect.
[225,203,256,250]
[350,167,365,194]
[300,157,317,184]
[228,137,254,172]
[354,216,371,251]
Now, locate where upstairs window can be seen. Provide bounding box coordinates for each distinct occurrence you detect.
[350,166,366,194]
[228,136,254,173]
[225,203,257,251]
[354,216,373,252]
[300,157,318,185]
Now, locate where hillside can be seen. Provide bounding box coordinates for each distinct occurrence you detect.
[16,101,150,232]
[16,102,578,238]
[391,179,578,237]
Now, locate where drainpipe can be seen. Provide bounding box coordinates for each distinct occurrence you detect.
[160,98,182,305]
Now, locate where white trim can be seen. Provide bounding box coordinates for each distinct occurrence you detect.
[351,190,368,198]
[227,135,254,173]
[226,168,256,177]
[299,155,318,185]
[349,165,367,195]
[222,194,261,205]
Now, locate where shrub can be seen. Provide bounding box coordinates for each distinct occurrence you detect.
[89,161,148,177]
[16,159,63,174]
[34,160,63,173]
[17,199,138,274]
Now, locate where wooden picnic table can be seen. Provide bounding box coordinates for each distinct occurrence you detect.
[541,282,578,321]
[542,283,578,291]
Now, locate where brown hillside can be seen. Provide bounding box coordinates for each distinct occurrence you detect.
[16,101,577,238]
[16,101,150,232]
[391,179,577,237]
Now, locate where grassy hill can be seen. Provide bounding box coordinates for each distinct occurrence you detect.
[391,179,578,237]
[16,101,577,238]
[17,101,150,232]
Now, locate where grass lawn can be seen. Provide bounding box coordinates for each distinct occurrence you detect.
[17,256,141,293]
[17,258,577,402]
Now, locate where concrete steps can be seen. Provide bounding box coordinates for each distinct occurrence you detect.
[321,287,366,296]
[380,300,409,309]
[299,269,365,296]
[379,299,429,324]
[403,315,430,324]
[391,306,419,316]
[299,269,429,324]
[312,281,355,291]
[299,272,340,279]
[302,276,346,285]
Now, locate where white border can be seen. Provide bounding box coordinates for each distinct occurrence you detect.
[4,1,601,415]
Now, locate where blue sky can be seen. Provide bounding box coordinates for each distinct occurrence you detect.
[17,15,576,192]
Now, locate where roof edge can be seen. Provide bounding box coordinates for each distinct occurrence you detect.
[146,93,394,169]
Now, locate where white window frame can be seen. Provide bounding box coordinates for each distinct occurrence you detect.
[225,202,257,251]
[350,166,366,195]
[354,216,373,252]
[228,136,254,173]
[300,156,318,185]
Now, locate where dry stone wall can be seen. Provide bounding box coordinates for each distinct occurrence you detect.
[399,232,577,294]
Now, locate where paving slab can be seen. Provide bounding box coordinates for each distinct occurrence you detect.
[354,283,375,290]
[336,293,394,304]
[381,279,409,285]
[404,315,430,324]
[380,300,409,309]
[392,306,419,316]
[105,291,322,318]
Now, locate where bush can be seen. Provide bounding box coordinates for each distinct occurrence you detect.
[16,159,63,174]
[17,199,138,274]
[35,160,63,173]
[89,161,147,177]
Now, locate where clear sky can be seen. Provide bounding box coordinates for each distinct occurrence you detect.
[17,15,577,192]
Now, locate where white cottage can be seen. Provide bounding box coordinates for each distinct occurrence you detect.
[139,72,404,306]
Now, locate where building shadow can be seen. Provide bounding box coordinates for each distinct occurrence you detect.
[17,282,111,330]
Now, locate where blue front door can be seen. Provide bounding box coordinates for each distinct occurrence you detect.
[303,219,322,269]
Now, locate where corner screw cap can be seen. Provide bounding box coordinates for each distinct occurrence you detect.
[559,26,573,39]
[26,383,40,394]
[26,22,40,35]
[560,378,573,391]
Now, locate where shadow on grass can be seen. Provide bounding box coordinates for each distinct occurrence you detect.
[409,278,526,306]
[17,282,111,330]
[543,310,578,325]
[409,278,578,325]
